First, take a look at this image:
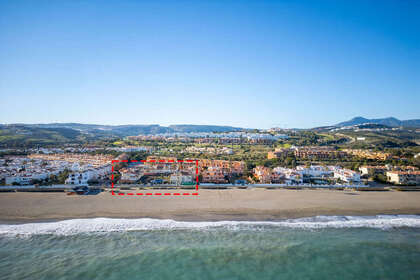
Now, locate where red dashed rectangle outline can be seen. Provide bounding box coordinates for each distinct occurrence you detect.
[111,159,199,196]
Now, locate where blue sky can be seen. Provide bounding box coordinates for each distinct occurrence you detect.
[0,0,418,128]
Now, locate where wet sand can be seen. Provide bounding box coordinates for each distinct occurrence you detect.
[0,189,419,222]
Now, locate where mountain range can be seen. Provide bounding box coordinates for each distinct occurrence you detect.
[335,117,420,128]
[0,123,244,137]
[0,123,246,148]
[1,118,418,148]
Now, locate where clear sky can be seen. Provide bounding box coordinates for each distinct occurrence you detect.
[0,0,419,128]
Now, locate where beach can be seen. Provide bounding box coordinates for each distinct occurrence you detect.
[1,190,420,280]
[1,189,420,222]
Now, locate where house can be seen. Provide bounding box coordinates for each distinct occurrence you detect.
[272,167,303,184]
[359,165,389,176]
[386,171,420,185]
[333,168,361,183]
[170,174,194,185]
[201,167,227,183]
[5,175,32,185]
[198,159,245,176]
[65,164,112,185]
[65,172,89,186]
[294,147,346,159]
[253,166,272,183]
[297,165,333,178]
[120,169,143,183]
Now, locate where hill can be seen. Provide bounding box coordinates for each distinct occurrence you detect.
[27,123,244,135]
[0,125,87,148]
[168,124,243,133]
[0,123,246,147]
[336,117,420,128]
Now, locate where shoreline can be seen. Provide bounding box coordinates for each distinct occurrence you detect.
[1,189,420,223]
[2,210,420,225]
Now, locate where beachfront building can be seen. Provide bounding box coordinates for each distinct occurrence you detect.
[359,165,389,176]
[65,172,90,185]
[0,154,115,186]
[65,164,112,185]
[253,166,272,183]
[5,175,34,185]
[333,168,361,183]
[197,159,245,179]
[119,167,144,183]
[386,171,420,185]
[254,164,361,184]
[4,168,63,185]
[359,165,418,177]
[297,165,333,178]
[170,174,194,185]
[198,159,244,174]
[201,167,227,183]
[272,167,303,184]
[2,156,71,185]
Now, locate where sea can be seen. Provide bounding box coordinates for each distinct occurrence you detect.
[0,215,419,280]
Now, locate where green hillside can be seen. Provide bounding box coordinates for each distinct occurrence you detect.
[0,125,110,148]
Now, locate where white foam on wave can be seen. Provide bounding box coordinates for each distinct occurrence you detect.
[1,215,420,236]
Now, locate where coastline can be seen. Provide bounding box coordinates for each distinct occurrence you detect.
[1,189,420,223]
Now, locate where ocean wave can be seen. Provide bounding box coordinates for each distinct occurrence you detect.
[1,215,420,236]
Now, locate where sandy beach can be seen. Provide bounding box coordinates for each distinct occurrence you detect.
[0,189,419,222]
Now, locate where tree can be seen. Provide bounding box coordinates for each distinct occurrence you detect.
[57,169,70,184]
[373,174,387,184]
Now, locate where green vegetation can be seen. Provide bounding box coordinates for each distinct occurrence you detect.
[1,124,418,171]
[336,129,418,150]
[0,125,118,148]
[32,169,71,185]
[373,174,388,184]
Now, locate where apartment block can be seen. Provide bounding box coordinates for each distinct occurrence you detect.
[294,146,347,159]
[343,149,391,161]
[386,171,420,185]
[267,148,293,159]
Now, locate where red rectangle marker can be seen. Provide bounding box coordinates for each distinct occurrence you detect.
[111,159,199,197]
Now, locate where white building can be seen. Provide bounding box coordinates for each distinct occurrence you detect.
[65,164,112,185]
[120,171,143,183]
[2,157,71,185]
[65,172,89,185]
[107,146,152,153]
[170,174,194,185]
[386,171,420,185]
[297,165,333,177]
[5,175,33,185]
[333,168,361,183]
[272,167,303,184]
